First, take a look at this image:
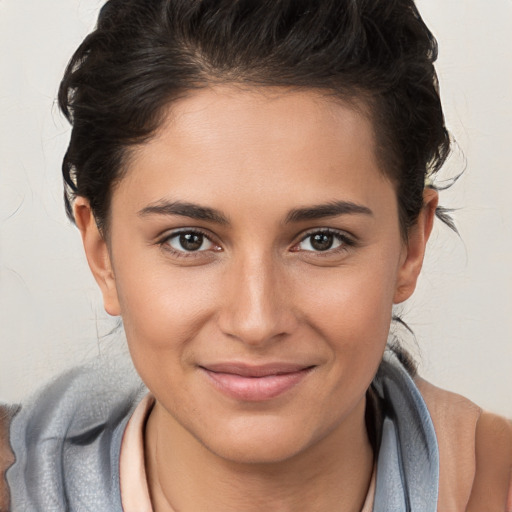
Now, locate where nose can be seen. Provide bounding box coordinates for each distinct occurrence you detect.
[217,253,298,347]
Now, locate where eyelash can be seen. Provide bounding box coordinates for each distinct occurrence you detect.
[158,228,220,258]
[293,228,356,256]
[157,228,356,258]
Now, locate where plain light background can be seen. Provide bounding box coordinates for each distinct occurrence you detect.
[0,0,511,415]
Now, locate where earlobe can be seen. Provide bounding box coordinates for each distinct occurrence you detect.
[73,197,121,316]
[393,188,438,304]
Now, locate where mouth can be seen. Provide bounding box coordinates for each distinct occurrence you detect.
[199,363,316,402]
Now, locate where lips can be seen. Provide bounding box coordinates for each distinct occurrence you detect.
[199,363,315,401]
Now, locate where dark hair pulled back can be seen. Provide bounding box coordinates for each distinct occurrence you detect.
[59,0,450,236]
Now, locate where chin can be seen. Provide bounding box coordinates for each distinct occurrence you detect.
[196,415,324,465]
[208,435,311,466]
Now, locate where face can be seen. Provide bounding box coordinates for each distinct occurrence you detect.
[76,86,435,464]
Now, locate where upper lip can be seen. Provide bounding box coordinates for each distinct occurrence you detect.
[200,362,315,378]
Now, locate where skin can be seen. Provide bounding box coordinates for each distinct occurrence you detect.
[75,86,437,511]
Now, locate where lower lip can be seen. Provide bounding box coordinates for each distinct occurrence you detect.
[201,368,313,402]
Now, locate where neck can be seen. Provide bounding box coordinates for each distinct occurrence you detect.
[144,398,374,512]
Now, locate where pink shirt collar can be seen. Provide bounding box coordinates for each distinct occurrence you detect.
[119,395,376,511]
[120,394,155,512]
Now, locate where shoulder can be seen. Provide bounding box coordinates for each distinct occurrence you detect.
[0,404,19,512]
[4,358,146,511]
[467,411,512,511]
[416,377,512,511]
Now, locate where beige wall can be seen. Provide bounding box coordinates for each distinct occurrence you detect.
[1,0,511,415]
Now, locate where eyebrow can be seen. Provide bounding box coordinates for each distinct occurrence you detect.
[137,199,373,225]
[284,200,373,223]
[138,200,230,225]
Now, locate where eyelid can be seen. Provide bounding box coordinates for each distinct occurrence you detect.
[157,227,222,256]
[292,228,356,253]
[155,226,356,258]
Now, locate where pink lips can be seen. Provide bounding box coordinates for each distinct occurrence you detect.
[200,363,314,401]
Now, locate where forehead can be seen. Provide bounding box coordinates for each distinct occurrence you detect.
[115,85,395,221]
[149,86,376,166]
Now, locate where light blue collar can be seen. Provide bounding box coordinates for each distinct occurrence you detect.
[372,351,439,511]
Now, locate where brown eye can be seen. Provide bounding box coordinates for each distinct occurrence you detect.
[310,233,334,251]
[167,231,214,252]
[180,233,203,251]
[296,230,350,253]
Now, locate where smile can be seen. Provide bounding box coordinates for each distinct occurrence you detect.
[199,363,316,402]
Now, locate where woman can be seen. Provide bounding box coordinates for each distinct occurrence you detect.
[2,0,512,510]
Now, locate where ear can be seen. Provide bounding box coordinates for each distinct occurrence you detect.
[393,188,438,304]
[74,197,121,316]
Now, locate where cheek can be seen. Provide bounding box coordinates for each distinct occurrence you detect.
[293,255,399,371]
[115,269,219,412]
[298,262,397,333]
[112,254,219,365]
[300,273,395,431]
